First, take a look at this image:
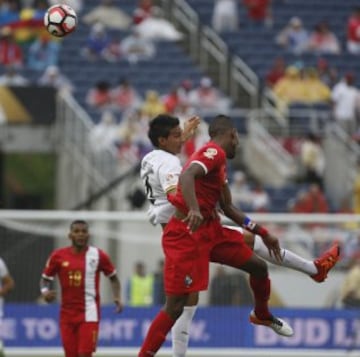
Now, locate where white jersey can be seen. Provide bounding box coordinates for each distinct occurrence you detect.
[140,149,182,224]
[0,258,9,318]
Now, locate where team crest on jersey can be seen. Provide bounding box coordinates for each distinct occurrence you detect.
[89,259,97,269]
[62,261,69,267]
[203,148,217,160]
[184,275,193,287]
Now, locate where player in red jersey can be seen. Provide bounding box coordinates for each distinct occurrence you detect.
[138,115,295,356]
[40,220,123,357]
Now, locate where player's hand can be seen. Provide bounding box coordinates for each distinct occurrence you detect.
[42,290,56,303]
[262,234,282,262]
[114,298,124,313]
[182,208,203,232]
[182,116,201,142]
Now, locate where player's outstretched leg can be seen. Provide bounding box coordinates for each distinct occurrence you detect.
[251,235,340,282]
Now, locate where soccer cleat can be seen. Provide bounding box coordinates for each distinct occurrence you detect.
[249,310,294,337]
[311,241,341,283]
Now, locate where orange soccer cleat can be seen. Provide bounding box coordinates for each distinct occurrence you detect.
[311,241,341,283]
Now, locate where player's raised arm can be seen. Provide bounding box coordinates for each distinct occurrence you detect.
[181,116,201,143]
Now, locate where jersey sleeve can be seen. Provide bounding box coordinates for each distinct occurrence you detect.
[99,249,116,277]
[190,144,226,174]
[158,157,182,194]
[42,251,61,280]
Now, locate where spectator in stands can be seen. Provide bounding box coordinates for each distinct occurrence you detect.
[0,26,23,67]
[86,80,113,111]
[189,77,226,113]
[212,0,238,33]
[38,65,74,93]
[291,184,329,213]
[276,17,309,55]
[300,132,325,189]
[163,85,181,114]
[352,160,360,214]
[229,170,254,210]
[251,182,271,212]
[265,56,286,88]
[243,0,272,27]
[88,110,119,154]
[302,68,331,104]
[346,7,360,55]
[307,22,341,55]
[127,261,153,306]
[331,72,360,135]
[273,66,304,107]
[111,78,141,113]
[81,22,112,62]
[317,58,338,88]
[177,78,193,107]
[83,0,131,30]
[340,253,360,308]
[27,33,60,71]
[141,90,165,118]
[135,7,183,42]
[0,65,28,86]
[133,0,153,25]
[120,27,155,64]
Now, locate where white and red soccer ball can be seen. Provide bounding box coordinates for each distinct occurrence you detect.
[44,4,77,38]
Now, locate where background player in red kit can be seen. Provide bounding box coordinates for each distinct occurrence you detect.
[40,220,123,357]
[138,115,294,357]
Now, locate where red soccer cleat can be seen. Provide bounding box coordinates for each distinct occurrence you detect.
[311,241,340,283]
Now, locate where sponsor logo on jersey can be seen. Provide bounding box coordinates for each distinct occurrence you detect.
[62,261,69,267]
[203,148,217,160]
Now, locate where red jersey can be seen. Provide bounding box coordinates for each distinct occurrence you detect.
[169,141,227,216]
[42,246,116,323]
[347,16,360,42]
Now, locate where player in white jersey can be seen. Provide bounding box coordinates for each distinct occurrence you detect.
[0,257,14,357]
[141,114,340,357]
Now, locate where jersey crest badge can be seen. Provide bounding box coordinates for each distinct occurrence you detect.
[62,261,69,267]
[184,275,193,287]
[203,148,217,160]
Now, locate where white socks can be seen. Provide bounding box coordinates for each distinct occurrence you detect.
[172,305,197,357]
[253,235,317,275]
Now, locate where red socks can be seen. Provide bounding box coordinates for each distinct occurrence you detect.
[249,276,271,320]
[138,310,175,357]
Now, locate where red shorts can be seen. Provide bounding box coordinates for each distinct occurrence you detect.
[60,320,99,357]
[162,217,253,295]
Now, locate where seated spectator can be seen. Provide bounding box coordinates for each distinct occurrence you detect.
[331,73,360,135]
[0,65,28,86]
[133,0,153,25]
[27,34,60,71]
[88,110,119,154]
[83,0,131,30]
[251,182,271,212]
[111,78,141,112]
[291,184,329,213]
[189,77,227,113]
[212,0,238,33]
[346,7,360,55]
[86,80,113,111]
[300,132,325,189]
[38,65,74,93]
[163,85,181,114]
[307,22,341,55]
[265,56,286,88]
[273,66,305,105]
[81,23,111,62]
[135,7,183,41]
[0,26,23,67]
[229,170,254,210]
[302,68,331,103]
[120,27,155,64]
[243,0,271,27]
[276,17,309,55]
[141,90,165,118]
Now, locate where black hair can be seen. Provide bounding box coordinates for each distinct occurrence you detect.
[148,114,180,147]
[208,114,235,138]
[70,220,88,229]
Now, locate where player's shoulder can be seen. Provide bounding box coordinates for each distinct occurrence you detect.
[195,141,224,159]
[142,149,180,167]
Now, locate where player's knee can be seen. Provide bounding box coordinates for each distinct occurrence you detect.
[251,258,268,278]
[164,300,185,320]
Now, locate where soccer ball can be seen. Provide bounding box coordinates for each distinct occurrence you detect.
[44,4,77,38]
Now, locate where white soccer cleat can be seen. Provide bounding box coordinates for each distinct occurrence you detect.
[249,310,294,337]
